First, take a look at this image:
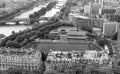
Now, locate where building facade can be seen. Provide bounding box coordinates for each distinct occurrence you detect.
[69,13,91,29]
[94,0,103,3]
[91,3,103,15]
[46,50,111,71]
[103,21,118,37]
[0,48,42,71]
[84,5,91,14]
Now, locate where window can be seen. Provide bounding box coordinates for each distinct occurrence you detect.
[68,53,72,58]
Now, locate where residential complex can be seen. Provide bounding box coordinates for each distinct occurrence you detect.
[46,50,111,71]
[0,48,42,71]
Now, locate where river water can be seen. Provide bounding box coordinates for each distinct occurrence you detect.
[0,25,32,36]
[0,0,67,37]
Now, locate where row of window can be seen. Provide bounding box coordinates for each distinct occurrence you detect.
[0,65,39,70]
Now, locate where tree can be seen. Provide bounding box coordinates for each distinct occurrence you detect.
[111,32,118,40]
[75,67,83,74]
[0,3,6,8]
[22,33,31,39]
[60,7,66,12]
[6,33,18,41]
[46,1,57,11]
[0,34,5,39]
[97,39,106,47]
[64,69,76,74]
[12,31,15,34]
[44,69,58,74]
[19,38,29,46]
[6,67,30,74]
[32,62,46,74]
[29,14,35,18]
[100,66,114,74]
[83,65,96,74]
[40,7,47,15]
[81,26,93,33]
[91,70,104,74]
[0,38,8,46]
[15,36,24,42]
[6,40,20,48]
[34,12,39,17]
[86,33,97,38]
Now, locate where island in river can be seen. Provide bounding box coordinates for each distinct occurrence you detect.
[0,0,49,21]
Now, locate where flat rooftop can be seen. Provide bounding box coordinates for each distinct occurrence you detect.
[37,40,103,55]
[69,13,90,19]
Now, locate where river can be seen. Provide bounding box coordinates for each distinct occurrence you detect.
[0,25,32,36]
[0,0,67,37]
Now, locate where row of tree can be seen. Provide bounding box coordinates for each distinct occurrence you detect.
[29,1,57,22]
[0,18,74,48]
[44,64,114,74]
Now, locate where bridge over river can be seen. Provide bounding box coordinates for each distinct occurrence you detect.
[0,17,50,25]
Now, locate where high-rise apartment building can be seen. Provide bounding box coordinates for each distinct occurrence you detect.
[69,13,91,29]
[84,5,91,14]
[91,3,103,15]
[103,21,118,37]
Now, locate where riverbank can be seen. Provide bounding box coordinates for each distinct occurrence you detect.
[0,0,49,21]
[0,25,32,36]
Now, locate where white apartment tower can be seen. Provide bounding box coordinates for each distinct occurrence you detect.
[84,5,91,14]
[103,22,118,37]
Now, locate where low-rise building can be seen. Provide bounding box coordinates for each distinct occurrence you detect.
[0,48,42,71]
[67,31,87,43]
[46,50,111,71]
[49,26,87,41]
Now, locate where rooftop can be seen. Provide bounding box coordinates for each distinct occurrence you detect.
[102,8,116,14]
[47,50,109,61]
[0,48,38,56]
[37,41,103,55]
[67,31,86,36]
[69,13,90,19]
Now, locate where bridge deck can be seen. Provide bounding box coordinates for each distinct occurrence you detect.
[0,17,50,23]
